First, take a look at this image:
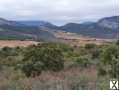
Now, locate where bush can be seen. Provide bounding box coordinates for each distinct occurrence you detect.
[99,45,119,78]
[116,40,119,45]
[85,43,96,49]
[91,48,101,59]
[20,44,64,77]
[76,56,91,68]
[98,67,107,76]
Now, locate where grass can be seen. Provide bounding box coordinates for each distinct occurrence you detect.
[0,66,109,90]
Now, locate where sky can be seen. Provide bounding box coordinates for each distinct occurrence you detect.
[0,0,119,25]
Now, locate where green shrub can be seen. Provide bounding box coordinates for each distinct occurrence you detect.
[20,44,64,77]
[76,56,91,68]
[85,43,96,49]
[99,45,119,78]
[98,67,107,76]
[116,40,119,45]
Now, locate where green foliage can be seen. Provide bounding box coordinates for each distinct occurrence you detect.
[100,45,119,78]
[98,67,107,76]
[101,46,118,64]
[0,42,119,89]
[84,43,96,49]
[20,43,64,77]
[76,56,91,68]
[0,47,19,57]
[91,48,101,59]
[116,40,119,45]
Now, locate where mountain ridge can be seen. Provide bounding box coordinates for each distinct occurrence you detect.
[0,16,119,39]
[0,18,57,41]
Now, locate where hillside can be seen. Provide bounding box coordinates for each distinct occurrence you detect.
[1,16,119,40]
[58,16,119,39]
[0,18,57,41]
[98,16,119,30]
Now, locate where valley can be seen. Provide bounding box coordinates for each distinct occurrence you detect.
[0,16,119,47]
[54,31,114,46]
[0,0,119,89]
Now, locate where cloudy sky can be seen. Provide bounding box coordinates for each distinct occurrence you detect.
[0,0,119,25]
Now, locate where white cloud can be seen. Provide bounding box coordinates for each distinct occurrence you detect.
[0,0,119,25]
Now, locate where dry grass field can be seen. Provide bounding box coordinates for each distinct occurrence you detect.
[0,31,115,48]
[0,40,38,47]
[54,31,114,46]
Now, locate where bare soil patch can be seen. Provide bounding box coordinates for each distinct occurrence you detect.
[0,40,38,47]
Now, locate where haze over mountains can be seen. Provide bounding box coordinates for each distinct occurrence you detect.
[0,16,119,40]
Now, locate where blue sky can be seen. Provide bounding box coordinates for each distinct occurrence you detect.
[0,0,119,25]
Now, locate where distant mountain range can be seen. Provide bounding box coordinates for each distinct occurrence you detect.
[59,16,119,39]
[0,16,119,40]
[0,19,56,41]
